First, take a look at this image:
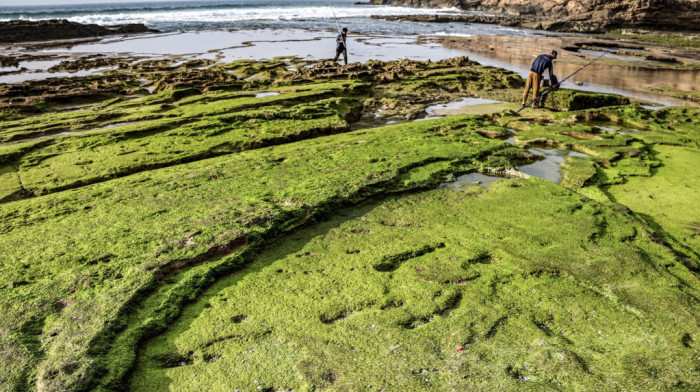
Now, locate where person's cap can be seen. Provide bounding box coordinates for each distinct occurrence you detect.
[551,50,558,57]
[342,27,348,32]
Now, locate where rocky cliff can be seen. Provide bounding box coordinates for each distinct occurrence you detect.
[367,0,700,32]
[0,19,157,43]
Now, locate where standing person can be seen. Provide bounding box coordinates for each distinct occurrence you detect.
[522,50,558,108]
[333,27,348,65]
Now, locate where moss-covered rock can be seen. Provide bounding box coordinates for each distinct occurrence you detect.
[0,57,698,392]
[131,182,700,391]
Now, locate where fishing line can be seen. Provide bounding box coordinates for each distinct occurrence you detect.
[328,0,342,34]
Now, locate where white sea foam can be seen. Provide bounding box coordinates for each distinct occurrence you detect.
[3,6,461,26]
[433,32,474,37]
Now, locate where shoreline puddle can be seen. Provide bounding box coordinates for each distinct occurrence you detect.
[442,172,508,189]
[2,131,76,146]
[592,125,618,133]
[254,92,280,98]
[444,145,590,190]
[505,128,516,145]
[425,97,504,117]
[88,122,130,132]
[579,49,651,63]
[517,147,588,184]
[0,67,109,84]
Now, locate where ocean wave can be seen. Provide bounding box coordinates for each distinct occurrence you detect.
[2,5,461,26]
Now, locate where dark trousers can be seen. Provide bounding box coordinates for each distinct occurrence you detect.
[334,46,347,65]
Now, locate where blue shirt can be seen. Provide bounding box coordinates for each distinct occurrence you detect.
[531,54,554,79]
[336,33,347,48]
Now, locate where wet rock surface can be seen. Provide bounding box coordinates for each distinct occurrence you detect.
[0,75,140,113]
[369,0,700,33]
[48,56,126,73]
[374,13,536,29]
[431,33,699,106]
[0,19,157,43]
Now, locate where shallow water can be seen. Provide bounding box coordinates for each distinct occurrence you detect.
[0,67,109,84]
[443,145,588,190]
[517,147,588,184]
[42,29,468,64]
[255,91,280,98]
[1,0,696,107]
[579,49,651,63]
[413,116,442,122]
[1,131,76,146]
[26,27,694,107]
[450,44,699,107]
[1,9,695,107]
[425,97,504,116]
[442,172,507,189]
[18,59,63,70]
[593,125,618,133]
[0,0,548,38]
[88,123,130,132]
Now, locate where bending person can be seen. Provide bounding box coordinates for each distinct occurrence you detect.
[333,27,348,65]
[522,50,558,108]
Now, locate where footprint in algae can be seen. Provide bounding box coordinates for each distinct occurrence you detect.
[130,180,700,391]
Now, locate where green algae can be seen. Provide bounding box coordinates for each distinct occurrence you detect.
[538,89,631,112]
[643,86,700,104]
[604,30,700,49]
[559,156,598,189]
[607,145,700,258]
[1,56,699,392]
[130,182,700,391]
[1,58,532,200]
[0,114,512,391]
[0,164,23,202]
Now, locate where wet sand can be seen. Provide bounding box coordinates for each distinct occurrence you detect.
[1,27,698,106]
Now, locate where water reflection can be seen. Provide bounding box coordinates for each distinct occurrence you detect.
[517,147,588,183]
[438,35,700,107]
[255,92,280,98]
[425,97,504,116]
[442,172,507,190]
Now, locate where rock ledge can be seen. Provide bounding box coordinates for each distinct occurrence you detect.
[0,19,158,43]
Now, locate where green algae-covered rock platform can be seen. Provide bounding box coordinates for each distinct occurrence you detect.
[1,57,699,391]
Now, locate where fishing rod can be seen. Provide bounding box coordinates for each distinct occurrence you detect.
[518,52,607,113]
[328,0,343,40]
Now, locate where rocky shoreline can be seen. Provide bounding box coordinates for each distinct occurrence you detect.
[368,0,700,34]
[1,26,697,108]
[371,13,604,33]
[0,19,157,44]
[1,15,699,392]
[1,52,699,391]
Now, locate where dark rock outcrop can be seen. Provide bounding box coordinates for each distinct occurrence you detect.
[372,14,527,29]
[368,0,700,33]
[0,19,158,43]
